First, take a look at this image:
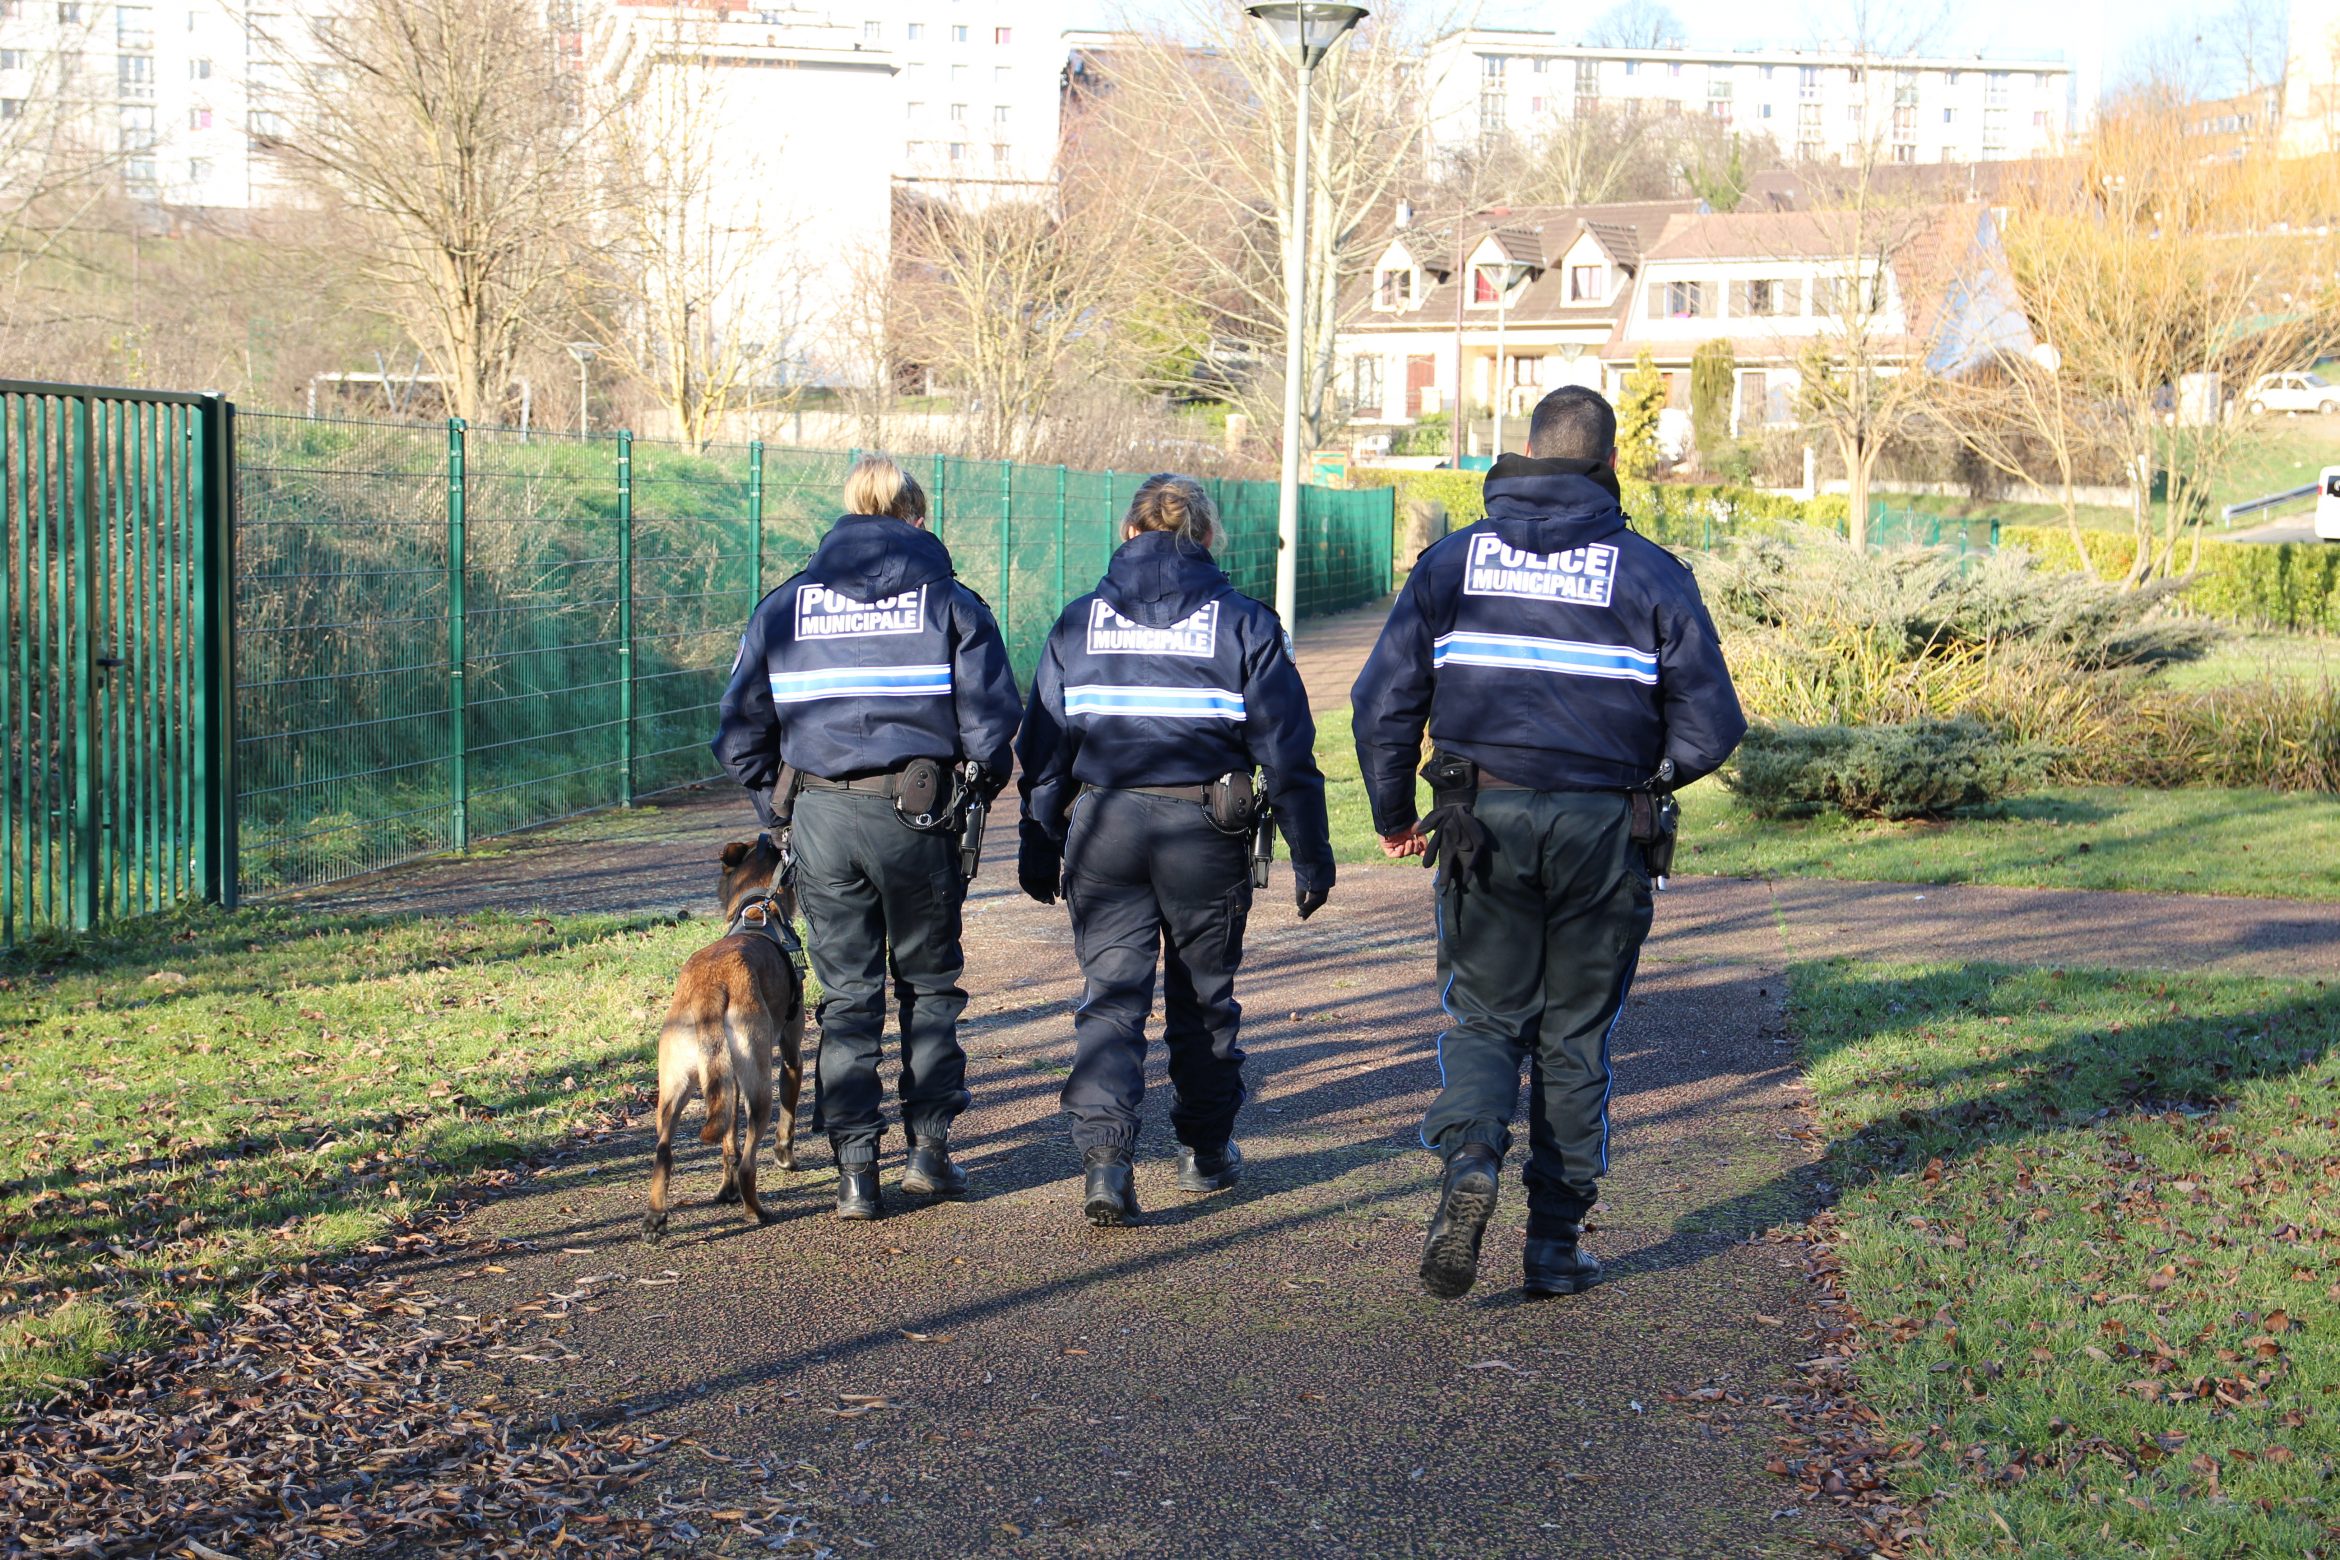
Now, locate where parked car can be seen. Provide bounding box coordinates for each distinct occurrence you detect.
[2246,371,2340,415]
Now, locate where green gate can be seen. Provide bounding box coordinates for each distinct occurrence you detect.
[0,381,236,940]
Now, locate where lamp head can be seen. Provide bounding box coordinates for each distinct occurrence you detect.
[1244,3,1368,69]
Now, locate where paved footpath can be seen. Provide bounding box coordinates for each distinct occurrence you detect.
[289,599,2340,1557]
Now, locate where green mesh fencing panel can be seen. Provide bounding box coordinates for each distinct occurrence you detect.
[232,419,1392,895]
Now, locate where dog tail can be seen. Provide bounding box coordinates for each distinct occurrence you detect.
[691,991,734,1146]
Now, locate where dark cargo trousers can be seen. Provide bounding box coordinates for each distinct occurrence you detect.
[791,786,973,1167]
[1422,789,1654,1234]
[1061,789,1254,1155]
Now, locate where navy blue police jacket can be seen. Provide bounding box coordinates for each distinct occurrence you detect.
[1350,455,1746,836]
[1016,530,1336,895]
[711,514,1022,790]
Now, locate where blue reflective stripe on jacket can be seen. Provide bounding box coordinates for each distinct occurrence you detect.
[1017,530,1334,894]
[1349,457,1746,836]
[711,514,1021,787]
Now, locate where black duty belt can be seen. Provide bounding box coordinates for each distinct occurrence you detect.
[1080,782,1211,802]
[802,772,904,797]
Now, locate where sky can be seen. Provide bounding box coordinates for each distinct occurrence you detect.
[1085,0,2266,105]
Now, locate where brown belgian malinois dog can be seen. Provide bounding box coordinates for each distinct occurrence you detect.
[643,833,807,1237]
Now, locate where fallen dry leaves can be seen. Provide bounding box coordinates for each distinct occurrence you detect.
[0,1220,837,1557]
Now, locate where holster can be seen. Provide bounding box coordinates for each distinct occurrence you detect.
[1417,751,1489,890]
[893,757,959,832]
[1630,785,1681,885]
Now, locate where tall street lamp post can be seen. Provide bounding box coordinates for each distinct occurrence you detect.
[1486,260,1535,460]
[1246,2,1367,628]
[565,341,599,436]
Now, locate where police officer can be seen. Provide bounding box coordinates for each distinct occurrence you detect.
[713,456,1021,1221]
[1016,474,1334,1227]
[1351,386,1745,1299]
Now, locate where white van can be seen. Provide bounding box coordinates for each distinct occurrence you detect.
[2318,467,2340,541]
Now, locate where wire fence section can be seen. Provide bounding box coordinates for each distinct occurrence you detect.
[233,420,1392,895]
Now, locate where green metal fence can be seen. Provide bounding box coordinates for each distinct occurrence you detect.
[1,381,234,941]
[230,418,1394,897]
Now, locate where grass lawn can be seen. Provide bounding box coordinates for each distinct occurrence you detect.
[2158,632,2339,692]
[1890,414,2340,534]
[0,905,710,1411]
[1315,716,2340,901]
[1789,958,2340,1555]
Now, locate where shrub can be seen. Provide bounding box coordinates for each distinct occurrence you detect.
[1727,718,2047,820]
[2072,676,2340,792]
[1617,349,1665,480]
[1350,469,1846,544]
[2001,525,2340,634]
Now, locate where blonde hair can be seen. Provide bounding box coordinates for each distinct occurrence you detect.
[1122,473,1218,548]
[842,455,928,524]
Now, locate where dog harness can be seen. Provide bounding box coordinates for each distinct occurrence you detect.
[727,878,808,979]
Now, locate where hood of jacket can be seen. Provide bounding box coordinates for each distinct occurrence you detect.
[1096,530,1230,627]
[804,514,955,602]
[1480,454,1630,555]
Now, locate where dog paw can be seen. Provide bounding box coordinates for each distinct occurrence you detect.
[714,1182,742,1205]
[641,1213,668,1240]
[752,1207,778,1226]
[774,1154,798,1173]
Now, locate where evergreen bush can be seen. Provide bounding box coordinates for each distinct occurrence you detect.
[1728,718,2047,820]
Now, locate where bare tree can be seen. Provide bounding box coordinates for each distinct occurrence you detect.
[1583,0,1684,49]
[1933,348,2119,578]
[1084,1,1454,451]
[262,0,617,423]
[890,191,1147,461]
[584,16,810,450]
[0,7,124,357]
[1983,100,2340,581]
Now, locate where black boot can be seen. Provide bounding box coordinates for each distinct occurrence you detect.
[1175,1140,1243,1194]
[1082,1147,1138,1227]
[835,1163,882,1221]
[1523,1224,1602,1297]
[901,1138,969,1199]
[1419,1144,1500,1299]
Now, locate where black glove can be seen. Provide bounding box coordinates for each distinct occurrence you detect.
[1420,802,1490,891]
[1017,824,1062,906]
[1295,885,1328,920]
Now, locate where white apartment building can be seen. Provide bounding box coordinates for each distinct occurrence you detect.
[1425,30,2072,169]
[0,0,274,209]
[858,0,1072,189]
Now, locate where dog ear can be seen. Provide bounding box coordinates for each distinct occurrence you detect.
[719,841,752,869]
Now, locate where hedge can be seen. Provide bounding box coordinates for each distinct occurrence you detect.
[2001,524,2340,633]
[1353,468,1848,558]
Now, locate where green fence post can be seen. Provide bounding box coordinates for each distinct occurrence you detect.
[1053,465,1067,607]
[1,396,11,943]
[190,388,236,907]
[932,453,947,541]
[69,392,97,931]
[617,429,635,807]
[747,440,764,605]
[447,417,468,852]
[997,457,1012,640]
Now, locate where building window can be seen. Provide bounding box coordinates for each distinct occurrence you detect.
[188,105,208,129]
[1376,268,1414,309]
[0,48,21,68]
[950,63,968,82]
[863,20,880,40]
[949,102,966,122]
[993,142,1010,167]
[118,53,154,95]
[1667,61,1681,76]
[1473,268,1497,304]
[1798,65,1820,99]
[1623,59,1637,76]
[0,98,20,120]
[1891,143,1914,162]
[1574,58,1597,96]
[247,108,283,141]
[1352,353,1383,410]
[1760,103,1773,119]
[1734,277,1796,316]
[951,24,968,43]
[948,141,965,161]
[117,4,154,48]
[1947,70,1962,86]
[1846,102,1863,123]
[1653,279,1707,318]
[58,2,83,21]
[906,22,923,40]
[190,56,210,78]
[2033,109,2049,128]
[993,103,1009,125]
[189,156,211,181]
[1986,71,2008,105]
[1478,87,1506,137]
[1943,106,1956,124]
[994,26,1011,44]
[1894,71,1918,108]
[1568,263,1604,302]
[906,100,923,119]
[1761,64,1775,79]
[995,65,1010,84]
[1482,54,1505,77]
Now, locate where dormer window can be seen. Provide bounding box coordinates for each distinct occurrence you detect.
[1376,267,1416,310]
[1468,264,1529,306]
[1568,263,1605,303]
